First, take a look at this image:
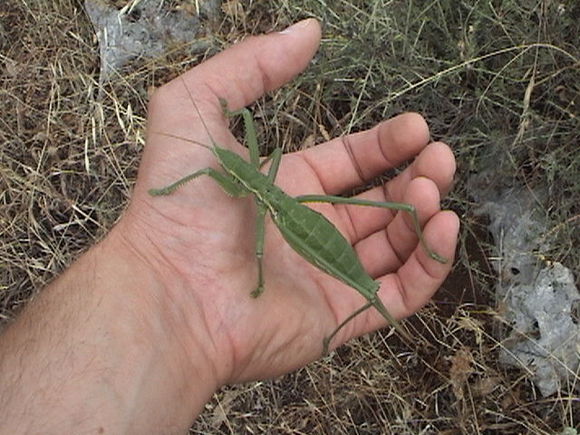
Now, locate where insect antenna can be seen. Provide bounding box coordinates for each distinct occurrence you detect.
[152,131,212,150]
[180,77,220,149]
[150,78,222,152]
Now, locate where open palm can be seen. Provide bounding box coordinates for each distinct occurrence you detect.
[121,19,459,385]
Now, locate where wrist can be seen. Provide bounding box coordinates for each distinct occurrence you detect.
[0,220,219,433]
[97,222,222,425]
[113,206,239,387]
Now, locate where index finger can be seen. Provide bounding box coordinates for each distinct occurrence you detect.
[297,112,431,195]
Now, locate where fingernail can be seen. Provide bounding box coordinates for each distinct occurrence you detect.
[279,18,314,34]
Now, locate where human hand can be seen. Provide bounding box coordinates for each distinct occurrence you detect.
[116,18,459,388]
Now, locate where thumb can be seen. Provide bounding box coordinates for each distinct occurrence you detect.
[160,18,321,115]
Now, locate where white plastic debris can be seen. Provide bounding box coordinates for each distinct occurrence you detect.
[84,0,220,83]
[472,181,579,397]
[498,261,579,396]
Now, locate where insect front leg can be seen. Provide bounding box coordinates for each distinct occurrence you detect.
[295,194,448,264]
[149,168,248,197]
[259,148,282,174]
[220,98,260,168]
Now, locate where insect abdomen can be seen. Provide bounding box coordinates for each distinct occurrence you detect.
[271,194,379,300]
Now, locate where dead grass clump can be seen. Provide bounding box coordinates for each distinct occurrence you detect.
[0,0,220,320]
[1,0,104,317]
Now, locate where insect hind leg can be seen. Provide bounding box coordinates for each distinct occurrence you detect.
[295,194,447,264]
[322,301,374,355]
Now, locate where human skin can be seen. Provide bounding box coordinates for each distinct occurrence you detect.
[0,19,459,434]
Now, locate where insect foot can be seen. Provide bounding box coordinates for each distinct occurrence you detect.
[251,285,264,298]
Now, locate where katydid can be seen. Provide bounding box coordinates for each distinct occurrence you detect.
[149,95,447,354]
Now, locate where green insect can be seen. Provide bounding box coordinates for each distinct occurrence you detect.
[149,94,447,354]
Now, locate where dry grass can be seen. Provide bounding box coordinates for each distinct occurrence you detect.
[1,0,578,433]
